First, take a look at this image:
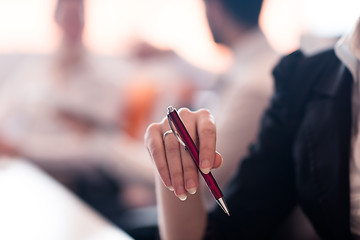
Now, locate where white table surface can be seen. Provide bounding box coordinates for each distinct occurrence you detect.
[0,158,134,240]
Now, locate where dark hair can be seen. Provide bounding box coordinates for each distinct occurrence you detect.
[221,0,263,28]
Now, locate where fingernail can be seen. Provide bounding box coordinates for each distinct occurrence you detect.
[187,188,197,195]
[201,160,211,174]
[178,194,187,201]
[168,186,174,191]
[186,179,197,194]
[202,168,211,174]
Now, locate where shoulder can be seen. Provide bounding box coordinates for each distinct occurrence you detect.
[272,48,339,95]
[273,48,337,74]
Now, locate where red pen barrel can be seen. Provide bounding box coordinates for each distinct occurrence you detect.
[200,170,223,199]
[168,110,223,200]
[184,133,223,200]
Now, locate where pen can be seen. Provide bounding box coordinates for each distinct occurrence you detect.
[167,106,230,216]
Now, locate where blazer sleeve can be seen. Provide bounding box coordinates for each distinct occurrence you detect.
[205,50,308,239]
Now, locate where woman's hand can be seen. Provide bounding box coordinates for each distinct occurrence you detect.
[145,107,223,201]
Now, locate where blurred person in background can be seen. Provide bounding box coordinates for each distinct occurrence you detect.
[198,1,318,238]
[197,0,278,204]
[52,0,207,227]
[0,0,157,223]
[0,0,208,236]
[53,1,204,233]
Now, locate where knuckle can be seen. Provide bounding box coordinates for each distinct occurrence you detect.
[198,108,211,116]
[178,107,191,114]
[145,123,160,138]
[198,109,215,124]
[178,108,191,118]
[145,118,168,135]
[149,122,161,131]
[160,116,169,126]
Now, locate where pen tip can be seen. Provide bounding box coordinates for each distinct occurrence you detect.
[216,197,230,216]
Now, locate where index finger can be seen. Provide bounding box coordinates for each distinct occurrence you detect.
[195,109,217,174]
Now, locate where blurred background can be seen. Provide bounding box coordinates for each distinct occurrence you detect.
[1,0,359,66]
[0,0,359,239]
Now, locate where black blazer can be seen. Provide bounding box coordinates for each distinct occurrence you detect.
[207,49,354,239]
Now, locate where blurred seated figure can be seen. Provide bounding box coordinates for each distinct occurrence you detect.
[0,0,154,219]
[192,1,319,239]
[0,0,124,175]
[0,0,209,231]
[194,0,279,206]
